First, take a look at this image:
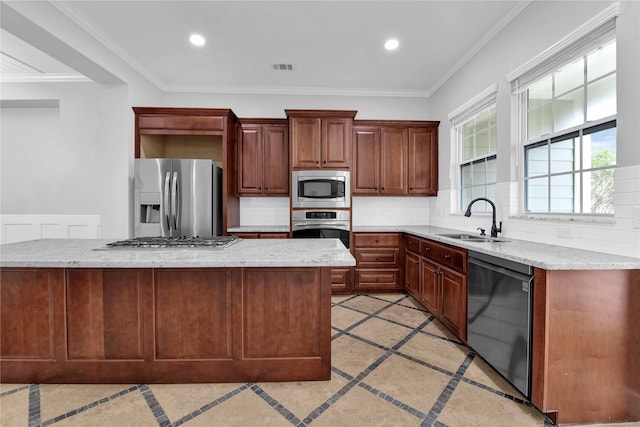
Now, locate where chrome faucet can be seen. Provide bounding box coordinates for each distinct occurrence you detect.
[464,198,502,238]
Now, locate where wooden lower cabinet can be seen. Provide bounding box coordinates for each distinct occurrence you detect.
[0,266,332,384]
[531,268,640,425]
[404,235,467,341]
[353,232,403,292]
[229,232,289,239]
[330,267,353,294]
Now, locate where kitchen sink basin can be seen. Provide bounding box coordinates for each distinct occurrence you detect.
[437,233,510,243]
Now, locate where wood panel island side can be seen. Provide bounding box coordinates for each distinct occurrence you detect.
[0,238,355,384]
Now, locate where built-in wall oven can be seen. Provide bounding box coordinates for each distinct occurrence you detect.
[292,170,350,208]
[467,251,534,398]
[291,210,350,248]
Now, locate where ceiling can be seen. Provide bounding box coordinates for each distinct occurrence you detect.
[1,1,530,97]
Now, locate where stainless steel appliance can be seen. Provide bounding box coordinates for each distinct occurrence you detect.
[134,159,222,237]
[467,251,534,397]
[291,209,350,248]
[292,170,350,208]
[104,235,239,249]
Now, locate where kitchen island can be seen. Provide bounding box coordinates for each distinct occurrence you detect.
[0,238,355,384]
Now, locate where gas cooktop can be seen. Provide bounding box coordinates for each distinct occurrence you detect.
[103,236,241,250]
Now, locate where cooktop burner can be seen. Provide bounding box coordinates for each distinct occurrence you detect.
[104,236,241,249]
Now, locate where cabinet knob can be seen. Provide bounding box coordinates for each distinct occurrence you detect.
[443,254,452,259]
[424,247,431,252]
[375,257,380,261]
[409,187,414,190]
[376,277,380,282]
[316,160,319,164]
[323,160,327,164]
[381,187,385,190]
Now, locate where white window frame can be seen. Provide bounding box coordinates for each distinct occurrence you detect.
[507,3,619,217]
[449,84,498,213]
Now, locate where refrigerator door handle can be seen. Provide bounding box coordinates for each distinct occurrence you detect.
[171,171,179,233]
[163,171,171,236]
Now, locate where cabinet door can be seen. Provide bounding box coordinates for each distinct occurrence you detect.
[421,259,440,316]
[262,126,289,194]
[291,117,321,168]
[322,118,351,168]
[352,127,380,194]
[331,268,352,294]
[440,266,467,341]
[405,251,420,299]
[408,127,438,195]
[238,126,263,194]
[380,127,408,195]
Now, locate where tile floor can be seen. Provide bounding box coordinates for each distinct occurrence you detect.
[1,293,637,427]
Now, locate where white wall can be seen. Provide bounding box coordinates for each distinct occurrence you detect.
[428,0,640,258]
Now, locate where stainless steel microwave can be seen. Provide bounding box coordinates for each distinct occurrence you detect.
[292,170,350,208]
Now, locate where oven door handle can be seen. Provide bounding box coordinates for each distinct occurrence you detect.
[292,222,350,232]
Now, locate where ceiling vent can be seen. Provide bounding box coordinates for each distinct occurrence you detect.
[272,63,293,71]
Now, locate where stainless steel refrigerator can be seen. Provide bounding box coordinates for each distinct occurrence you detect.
[134,159,222,237]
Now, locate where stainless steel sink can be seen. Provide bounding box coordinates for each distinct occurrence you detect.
[437,233,510,243]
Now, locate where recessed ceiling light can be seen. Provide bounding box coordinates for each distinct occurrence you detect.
[189,34,206,47]
[384,39,399,51]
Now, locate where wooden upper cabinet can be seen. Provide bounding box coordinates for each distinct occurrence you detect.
[408,126,438,195]
[353,120,439,196]
[237,120,289,196]
[352,127,379,193]
[286,110,357,169]
[380,127,408,195]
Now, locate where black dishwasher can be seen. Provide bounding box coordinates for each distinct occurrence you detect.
[467,251,534,398]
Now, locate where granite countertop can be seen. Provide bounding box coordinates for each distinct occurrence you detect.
[0,238,355,268]
[353,225,640,270]
[227,225,290,233]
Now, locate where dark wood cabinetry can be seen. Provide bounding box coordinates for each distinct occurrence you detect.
[286,110,357,169]
[353,233,403,291]
[229,232,289,239]
[1,266,331,384]
[237,120,289,196]
[133,107,240,232]
[353,121,439,196]
[404,235,467,340]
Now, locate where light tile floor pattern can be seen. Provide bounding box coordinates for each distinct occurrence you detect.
[1,293,638,427]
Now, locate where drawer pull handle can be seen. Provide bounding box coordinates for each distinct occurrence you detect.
[443,254,452,259]
[375,257,380,261]
[376,277,380,282]
[424,247,431,252]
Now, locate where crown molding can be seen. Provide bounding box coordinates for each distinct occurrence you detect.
[0,73,91,83]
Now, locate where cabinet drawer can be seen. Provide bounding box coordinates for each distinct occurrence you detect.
[355,249,399,266]
[354,270,400,289]
[421,240,467,273]
[353,233,402,248]
[404,235,421,255]
[138,115,224,131]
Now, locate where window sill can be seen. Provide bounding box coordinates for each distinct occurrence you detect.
[510,214,616,225]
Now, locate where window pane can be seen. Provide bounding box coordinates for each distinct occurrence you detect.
[476,109,490,132]
[526,177,549,212]
[588,41,616,81]
[486,184,496,202]
[550,174,576,212]
[473,161,486,186]
[462,134,474,160]
[555,57,584,95]
[555,87,584,132]
[476,129,490,156]
[486,158,497,183]
[584,169,615,214]
[525,143,548,177]
[528,103,552,139]
[550,137,576,174]
[461,187,473,210]
[587,74,616,121]
[489,123,497,153]
[583,124,616,169]
[461,164,473,187]
[472,186,486,199]
[528,76,552,108]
